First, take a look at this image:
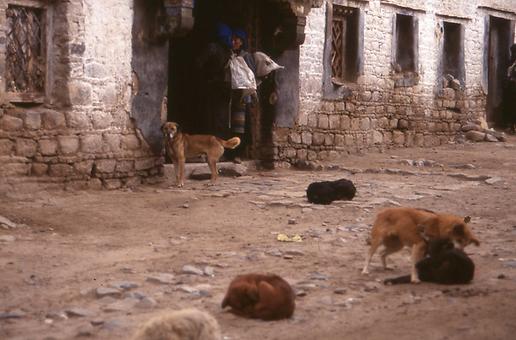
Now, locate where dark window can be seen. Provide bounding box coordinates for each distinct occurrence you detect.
[331,5,359,83]
[394,14,417,72]
[5,4,46,99]
[442,22,464,82]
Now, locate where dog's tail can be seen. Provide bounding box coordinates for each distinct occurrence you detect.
[384,275,411,285]
[219,137,241,149]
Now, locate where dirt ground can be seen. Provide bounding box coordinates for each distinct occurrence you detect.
[1,137,516,340]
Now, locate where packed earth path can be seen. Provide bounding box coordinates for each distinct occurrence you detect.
[1,137,516,340]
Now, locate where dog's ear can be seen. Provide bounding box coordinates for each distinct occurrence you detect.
[464,216,471,224]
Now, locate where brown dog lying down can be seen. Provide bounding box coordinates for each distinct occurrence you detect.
[162,122,240,187]
[362,207,479,283]
[221,274,295,320]
[132,308,221,340]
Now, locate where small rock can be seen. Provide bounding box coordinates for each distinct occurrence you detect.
[363,282,380,292]
[76,326,95,337]
[46,311,68,320]
[295,283,317,291]
[283,254,294,260]
[484,133,499,142]
[110,281,139,291]
[120,267,135,274]
[90,319,105,326]
[65,308,94,318]
[265,249,283,257]
[182,203,190,209]
[101,319,125,331]
[178,285,199,294]
[302,208,313,214]
[0,235,16,242]
[309,272,328,281]
[485,177,503,185]
[288,218,297,225]
[182,265,204,276]
[146,273,175,285]
[296,290,307,297]
[0,215,17,229]
[203,266,215,276]
[284,250,305,256]
[136,296,157,309]
[334,288,347,295]
[465,130,486,142]
[497,274,507,279]
[0,310,25,319]
[103,298,138,312]
[96,287,122,298]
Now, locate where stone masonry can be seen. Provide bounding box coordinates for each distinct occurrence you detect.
[0,0,161,191]
[0,0,515,189]
[274,0,516,165]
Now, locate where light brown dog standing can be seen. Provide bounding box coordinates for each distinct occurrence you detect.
[362,207,479,283]
[221,274,295,320]
[162,122,240,187]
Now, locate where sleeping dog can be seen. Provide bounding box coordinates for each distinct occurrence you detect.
[221,274,295,320]
[384,238,475,285]
[306,178,356,204]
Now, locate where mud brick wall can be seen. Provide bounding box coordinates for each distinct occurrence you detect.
[272,0,516,165]
[0,0,161,191]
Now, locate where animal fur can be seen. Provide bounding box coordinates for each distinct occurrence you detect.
[362,207,479,283]
[221,274,295,320]
[306,178,356,205]
[384,238,475,285]
[162,122,240,187]
[132,308,222,340]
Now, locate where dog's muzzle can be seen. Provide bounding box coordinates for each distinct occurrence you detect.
[164,131,175,140]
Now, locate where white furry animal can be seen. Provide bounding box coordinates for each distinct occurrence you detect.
[132,308,222,340]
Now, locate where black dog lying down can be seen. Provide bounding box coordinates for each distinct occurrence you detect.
[306,178,356,205]
[384,238,475,285]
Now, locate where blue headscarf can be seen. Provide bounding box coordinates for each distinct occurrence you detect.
[216,22,232,48]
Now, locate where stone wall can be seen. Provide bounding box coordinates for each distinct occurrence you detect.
[273,0,516,165]
[0,0,161,192]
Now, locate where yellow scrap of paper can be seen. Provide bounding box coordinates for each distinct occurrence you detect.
[277,233,303,242]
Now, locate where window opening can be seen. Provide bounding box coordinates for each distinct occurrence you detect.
[331,5,359,83]
[442,22,463,82]
[5,4,46,99]
[394,14,416,72]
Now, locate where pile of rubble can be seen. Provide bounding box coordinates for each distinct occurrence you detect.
[461,118,506,143]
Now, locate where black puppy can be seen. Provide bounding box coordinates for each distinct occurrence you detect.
[384,238,475,285]
[306,178,356,205]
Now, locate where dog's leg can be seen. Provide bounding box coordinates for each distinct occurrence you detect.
[380,248,398,271]
[410,242,426,283]
[177,157,186,187]
[207,157,218,185]
[362,239,382,274]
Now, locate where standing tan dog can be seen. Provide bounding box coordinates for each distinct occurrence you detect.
[362,207,479,283]
[162,122,240,187]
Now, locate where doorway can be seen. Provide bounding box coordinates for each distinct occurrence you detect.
[167,0,292,161]
[486,16,514,127]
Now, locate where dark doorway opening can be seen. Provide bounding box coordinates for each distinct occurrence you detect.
[487,16,514,127]
[167,0,293,162]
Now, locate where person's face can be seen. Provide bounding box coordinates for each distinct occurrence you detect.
[232,36,243,51]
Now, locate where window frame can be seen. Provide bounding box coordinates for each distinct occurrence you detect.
[322,1,364,100]
[1,0,52,104]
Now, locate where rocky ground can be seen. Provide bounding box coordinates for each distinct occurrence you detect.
[1,137,516,340]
